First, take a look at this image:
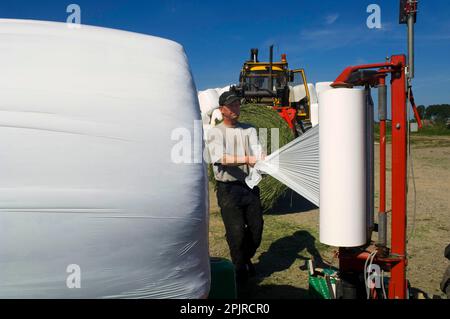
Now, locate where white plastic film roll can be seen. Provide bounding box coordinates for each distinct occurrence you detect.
[319,88,367,247]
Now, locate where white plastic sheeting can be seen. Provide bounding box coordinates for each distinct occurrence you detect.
[198,89,219,116]
[0,19,210,298]
[197,85,232,138]
[210,108,223,127]
[289,83,316,104]
[316,81,334,98]
[288,83,319,127]
[312,81,334,128]
[198,86,232,116]
[215,85,232,97]
[319,88,367,247]
[307,84,319,128]
[311,103,319,127]
[245,125,319,206]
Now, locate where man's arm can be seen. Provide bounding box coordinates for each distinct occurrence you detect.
[207,127,259,167]
[220,127,266,167]
[221,154,258,167]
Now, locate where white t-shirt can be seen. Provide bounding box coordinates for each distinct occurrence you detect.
[206,122,262,183]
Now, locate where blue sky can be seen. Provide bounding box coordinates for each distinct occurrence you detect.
[1,0,449,106]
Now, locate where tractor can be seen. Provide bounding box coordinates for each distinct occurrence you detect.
[233,46,312,136]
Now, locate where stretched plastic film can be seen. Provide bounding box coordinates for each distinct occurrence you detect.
[245,125,319,207]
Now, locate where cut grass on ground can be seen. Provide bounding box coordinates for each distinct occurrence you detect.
[209,200,333,299]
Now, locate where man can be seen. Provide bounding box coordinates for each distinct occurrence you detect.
[206,91,265,283]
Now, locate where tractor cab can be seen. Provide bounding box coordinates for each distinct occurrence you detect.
[236,47,312,135]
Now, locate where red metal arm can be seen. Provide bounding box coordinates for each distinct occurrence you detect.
[408,89,423,129]
[331,62,396,87]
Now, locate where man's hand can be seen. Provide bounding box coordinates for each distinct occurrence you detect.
[221,154,266,167]
[247,154,267,167]
[246,155,259,167]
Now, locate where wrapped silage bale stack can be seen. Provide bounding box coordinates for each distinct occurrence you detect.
[198,89,219,117]
[215,85,232,97]
[198,89,220,135]
[197,85,233,129]
[316,82,334,99]
[210,108,223,127]
[308,84,319,127]
[0,19,209,299]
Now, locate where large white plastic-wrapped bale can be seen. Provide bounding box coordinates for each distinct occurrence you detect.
[0,19,210,298]
[307,84,319,127]
[198,89,219,116]
[289,83,313,103]
[319,88,367,247]
[210,108,223,127]
[215,85,232,96]
[310,103,319,127]
[288,83,319,127]
[198,85,232,132]
[316,81,334,98]
[315,82,334,128]
[307,83,318,104]
[288,83,315,101]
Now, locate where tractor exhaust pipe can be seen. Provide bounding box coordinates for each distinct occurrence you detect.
[250,48,259,62]
[269,45,273,91]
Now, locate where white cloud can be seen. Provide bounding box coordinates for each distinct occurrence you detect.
[325,13,339,25]
[261,22,398,55]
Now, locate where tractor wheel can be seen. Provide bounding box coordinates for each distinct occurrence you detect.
[294,122,305,136]
[295,120,312,136]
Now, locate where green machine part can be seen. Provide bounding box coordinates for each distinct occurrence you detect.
[308,261,338,300]
[208,257,237,299]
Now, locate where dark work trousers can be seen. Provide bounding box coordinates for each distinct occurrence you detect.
[216,181,264,273]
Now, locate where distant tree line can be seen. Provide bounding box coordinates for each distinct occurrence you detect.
[416,104,450,123]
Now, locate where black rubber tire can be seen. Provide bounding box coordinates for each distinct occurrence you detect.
[444,243,450,260]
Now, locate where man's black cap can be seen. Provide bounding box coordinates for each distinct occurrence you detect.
[219,91,241,106]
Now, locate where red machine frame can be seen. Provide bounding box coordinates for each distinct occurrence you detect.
[272,106,297,131]
[331,54,422,299]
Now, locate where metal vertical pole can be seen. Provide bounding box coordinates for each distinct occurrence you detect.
[388,55,408,299]
[377,77,387,250]
[365,86,375,242]
[269,45,273,92]
[407,0,415,80]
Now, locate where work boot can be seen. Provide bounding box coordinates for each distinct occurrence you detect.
[235,266,249,285]
[246,260,256,277]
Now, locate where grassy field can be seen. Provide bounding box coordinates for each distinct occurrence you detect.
[208,131,450,299]
[374,122,450,145]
